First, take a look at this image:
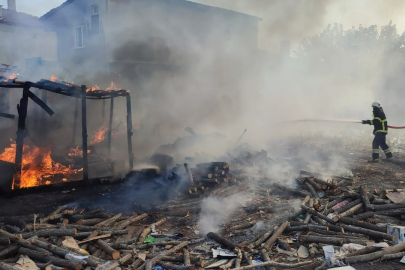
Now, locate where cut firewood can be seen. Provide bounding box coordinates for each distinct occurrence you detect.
[263,221,289,250]
[19,247,82,270]
[40,205,69,224]
[94,214,122,228]
[138,218,167,244]
[21,229,77,239]
[345,242,405,264]
[96,239,120,260]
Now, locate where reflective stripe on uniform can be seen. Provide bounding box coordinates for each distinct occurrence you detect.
[373,149,379,153]
[384,148,391,153]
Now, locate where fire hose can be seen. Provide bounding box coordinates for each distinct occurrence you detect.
[283,119,405,129]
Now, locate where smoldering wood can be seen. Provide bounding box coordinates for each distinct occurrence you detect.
[303,182,319,198]
[306,177,323,192]
[272,183,310,197]
[313,178,337,189]
[207,232,238,250]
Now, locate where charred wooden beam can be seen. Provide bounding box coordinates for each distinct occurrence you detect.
[126,95,134,169]
[107,97,114,158]
[14,84,30,190]
[81,85,89,183]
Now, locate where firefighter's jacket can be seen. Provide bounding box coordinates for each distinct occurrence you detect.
[365,108,388,134]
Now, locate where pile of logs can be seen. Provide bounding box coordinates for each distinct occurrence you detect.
[175,162,242,197]
[2,167,405,270]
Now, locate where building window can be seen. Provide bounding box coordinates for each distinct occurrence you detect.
[75,26,84,48]
[92,4,99,15]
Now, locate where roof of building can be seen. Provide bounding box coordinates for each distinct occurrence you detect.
[41,0,261,21]
[0,8,44,28]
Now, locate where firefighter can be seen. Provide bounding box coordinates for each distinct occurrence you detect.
[362,101,392,162]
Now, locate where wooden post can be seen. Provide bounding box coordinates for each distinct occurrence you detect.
[81,85,89,183]
[14,84,30,189]
[102,99,106,122]
[72,97,79,145]
[125,95,133,169]
[40,90,47,131]
[107,97,114,158]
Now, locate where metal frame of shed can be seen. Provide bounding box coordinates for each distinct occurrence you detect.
[0,79,134,191]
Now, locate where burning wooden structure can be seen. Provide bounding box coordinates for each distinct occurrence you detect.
[0,77,134,192]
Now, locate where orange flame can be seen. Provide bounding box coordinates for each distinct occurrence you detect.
[106,81,120,91]
[0,141,82,189]
[50,75,58,82]
[68,146,91,157]
[86,85,100,92]
[4,73,19,82]
[91,124,108,144]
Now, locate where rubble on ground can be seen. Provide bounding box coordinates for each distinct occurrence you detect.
[1,159,405,270]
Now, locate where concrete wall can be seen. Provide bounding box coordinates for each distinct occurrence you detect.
[0,23,57,68]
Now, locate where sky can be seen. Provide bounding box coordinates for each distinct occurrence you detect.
[2,0,405,53]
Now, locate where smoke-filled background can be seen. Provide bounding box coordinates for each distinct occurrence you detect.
[2,0,405,233]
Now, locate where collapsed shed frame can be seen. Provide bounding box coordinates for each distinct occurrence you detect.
[0,79,134,191]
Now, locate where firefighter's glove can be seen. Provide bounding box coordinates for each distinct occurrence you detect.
[362,120,367,124]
